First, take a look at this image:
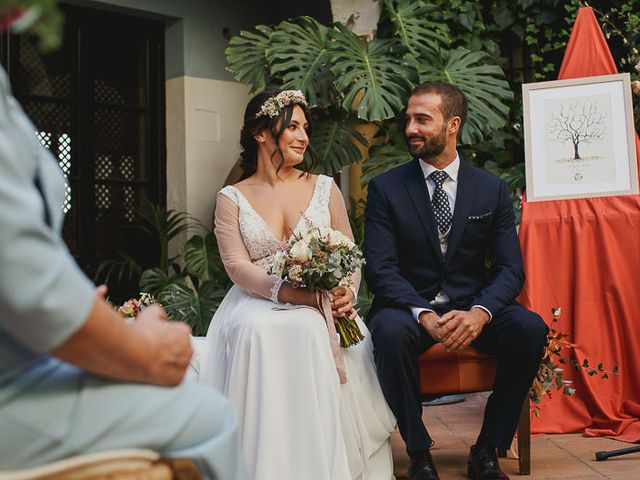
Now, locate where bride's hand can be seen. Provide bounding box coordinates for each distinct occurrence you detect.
[277,283,320,309]
[330,286,357,321]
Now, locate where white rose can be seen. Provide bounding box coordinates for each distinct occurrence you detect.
[328,230,354,248]
[289,240,312,261]
[271,251,287,276]
[316,226,333,239]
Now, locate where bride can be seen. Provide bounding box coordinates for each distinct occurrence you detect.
[199,89,396,479]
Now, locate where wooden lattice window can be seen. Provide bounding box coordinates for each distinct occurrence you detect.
[1,4,166,291]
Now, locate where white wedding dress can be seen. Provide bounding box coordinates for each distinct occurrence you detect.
[199,175,396,480]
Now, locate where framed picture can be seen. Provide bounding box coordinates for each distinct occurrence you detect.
[522,73,638,202]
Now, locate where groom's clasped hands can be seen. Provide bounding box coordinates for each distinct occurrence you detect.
[419,308,491,351]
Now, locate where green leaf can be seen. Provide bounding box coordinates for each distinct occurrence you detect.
[383,0,450,57]
[536,10,559,25]
[519,0,537,9]
[225,25,274,93]
[95,251,141,285]
[134,198,202,270]
[139,268,182,297]
[183,233,217,282]
[361,124,411,186]
[511,24,525,40]
[308,116,368,175]
[329,24,417,122]
[159,281,227,336]
[458,11,476,31]
[266,17,334,108]
[419,48,513,145]
[492,3,515,30]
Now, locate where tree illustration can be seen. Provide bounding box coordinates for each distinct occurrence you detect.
[548,101,606,159]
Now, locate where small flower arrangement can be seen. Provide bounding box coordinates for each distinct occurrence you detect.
[256,89,307,118]
[529,307,619,417]
[117,292,158,318]
[270,224,365,347]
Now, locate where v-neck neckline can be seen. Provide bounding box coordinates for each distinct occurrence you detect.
[229,176,322,243]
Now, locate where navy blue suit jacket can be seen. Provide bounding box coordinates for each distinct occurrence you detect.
[364,158,524,319]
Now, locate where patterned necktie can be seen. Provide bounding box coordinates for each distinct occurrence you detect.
[429,170,452,234]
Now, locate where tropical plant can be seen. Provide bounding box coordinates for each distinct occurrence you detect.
[95,198,195,286]
[224,0,514,178]
[96,200,231,336]
[139,232,232,336]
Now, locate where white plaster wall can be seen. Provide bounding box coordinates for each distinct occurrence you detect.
[166,76,250,228]
[166,76,187,215]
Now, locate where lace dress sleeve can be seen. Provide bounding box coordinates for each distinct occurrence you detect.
[214,191,283,302]
[327,180,361,297]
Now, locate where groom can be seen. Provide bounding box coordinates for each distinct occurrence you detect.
[364,82,548,480]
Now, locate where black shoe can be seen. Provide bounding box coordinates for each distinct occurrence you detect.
[408,450,440,480]
[467,444,510,480]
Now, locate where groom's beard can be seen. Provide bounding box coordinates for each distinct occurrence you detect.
[407,124,447,161]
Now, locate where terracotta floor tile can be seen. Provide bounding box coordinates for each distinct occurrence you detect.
[391,394,640,479]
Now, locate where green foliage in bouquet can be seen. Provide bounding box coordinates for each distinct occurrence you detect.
[270,226,365,347]
[530,307,619,418]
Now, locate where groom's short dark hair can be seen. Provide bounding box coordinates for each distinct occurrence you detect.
[410,82,468,134]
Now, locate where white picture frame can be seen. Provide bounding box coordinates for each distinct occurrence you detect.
[522,73,638,202]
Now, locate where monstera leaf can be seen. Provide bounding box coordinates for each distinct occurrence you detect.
[183,233,216,282]
[225,24,274,93]
[329,24,417,122]
[159,280,227,336]
[266,17,335,108]
[361,124,411,186]
[184,232,231,290]
[309,116,368,175]
[419,48,513,145]
[383,0,450,57]
[139,267,182,297]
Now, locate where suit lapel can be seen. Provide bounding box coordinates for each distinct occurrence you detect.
[403,159,443,261]
[444,160,477,266]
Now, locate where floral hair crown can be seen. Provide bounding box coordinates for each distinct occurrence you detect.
[256,90,308,119]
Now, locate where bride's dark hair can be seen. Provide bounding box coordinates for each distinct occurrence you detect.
[238,88,317,180]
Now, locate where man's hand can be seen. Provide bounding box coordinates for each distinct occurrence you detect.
[438,308,489,351]
[418,310,446,342]
[133,305,193,386]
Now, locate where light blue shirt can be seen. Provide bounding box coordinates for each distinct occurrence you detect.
[0,65,95,388]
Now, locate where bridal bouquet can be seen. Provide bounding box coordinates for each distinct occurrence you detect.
[270,225,365,347]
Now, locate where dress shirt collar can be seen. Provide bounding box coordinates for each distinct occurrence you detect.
[419,153,460,183]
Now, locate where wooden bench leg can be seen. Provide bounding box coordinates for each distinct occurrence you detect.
[517,399,531,475]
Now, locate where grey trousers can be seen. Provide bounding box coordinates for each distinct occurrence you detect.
[0,358,243,480]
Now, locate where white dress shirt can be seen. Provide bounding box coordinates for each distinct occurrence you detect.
[410,153,492,322]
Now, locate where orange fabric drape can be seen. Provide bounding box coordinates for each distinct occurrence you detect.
[519,7,640,442]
